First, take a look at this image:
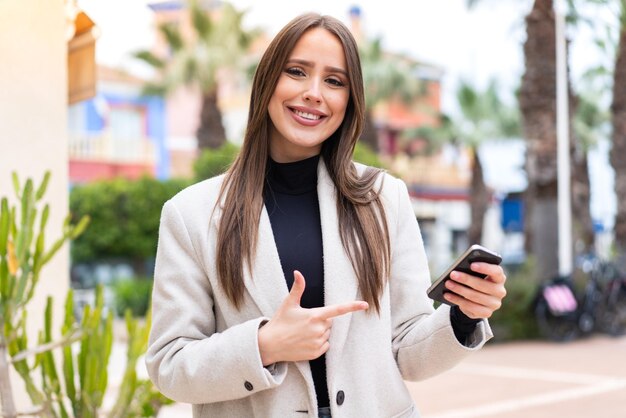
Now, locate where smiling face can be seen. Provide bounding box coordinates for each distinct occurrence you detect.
[267,27,350,163]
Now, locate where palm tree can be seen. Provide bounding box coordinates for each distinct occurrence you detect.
[413,79,520,244]
[359,37,424,153]
[519,0,602,276]
[468,0,596,278]
[609,0,626,265]
[517,0,564,281]
[459,80,521,244]
[572,89,609,252]
[135,1,256,149]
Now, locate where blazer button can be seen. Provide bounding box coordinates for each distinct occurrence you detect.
[336,390,345,405]
[244,381,254,391]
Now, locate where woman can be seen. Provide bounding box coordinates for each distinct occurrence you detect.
[146,12,507,418]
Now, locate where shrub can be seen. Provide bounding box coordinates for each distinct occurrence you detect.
[489,260,542,342]
[193,142,240,181]
[353,142,386,168]
[112,277,153,317]
[70,177,191,267]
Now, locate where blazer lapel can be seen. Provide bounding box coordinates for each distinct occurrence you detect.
[212,199,315,392]
[211,204,288,318]
[317,161,359,371]
[249,204,318,396]
[246,206,290,316]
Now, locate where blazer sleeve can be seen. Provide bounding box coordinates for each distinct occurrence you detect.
[388,177,493,382]
[145,199,287,404]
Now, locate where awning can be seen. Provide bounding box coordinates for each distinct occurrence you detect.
[67,7,98,105]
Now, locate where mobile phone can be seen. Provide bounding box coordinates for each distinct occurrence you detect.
[426,244,502,306]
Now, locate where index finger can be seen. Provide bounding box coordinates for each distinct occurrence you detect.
[314,301,369,319]
[470,262,506,283]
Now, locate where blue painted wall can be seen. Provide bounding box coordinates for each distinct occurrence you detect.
[81,92,169,179]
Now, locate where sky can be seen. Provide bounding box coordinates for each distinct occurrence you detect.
[77,0,619,227]
[78,0,614,110]
[80,0,530,111]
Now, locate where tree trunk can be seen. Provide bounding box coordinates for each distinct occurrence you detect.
[0,343,17,418]
[196,90,227,150]
[468,148,489,245]
[520,0,560,280]
[570,135,594,253]
[360,109,379,153]
[610,25,626,268]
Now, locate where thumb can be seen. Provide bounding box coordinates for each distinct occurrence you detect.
[288,270,306,306]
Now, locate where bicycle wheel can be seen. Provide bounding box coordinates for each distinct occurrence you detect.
[598,284,626,336]
[535,297,580,342]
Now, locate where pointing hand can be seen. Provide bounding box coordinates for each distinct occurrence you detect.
[258,270,368,365]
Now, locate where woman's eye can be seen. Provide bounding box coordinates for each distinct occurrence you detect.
[285,67,305,77]
[326,78,346,87]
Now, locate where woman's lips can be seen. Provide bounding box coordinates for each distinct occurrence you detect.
[288,106,326,126]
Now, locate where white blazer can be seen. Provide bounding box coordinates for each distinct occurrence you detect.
[146,160,493,418]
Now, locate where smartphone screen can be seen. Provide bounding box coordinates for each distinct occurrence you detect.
[426,244,502,306]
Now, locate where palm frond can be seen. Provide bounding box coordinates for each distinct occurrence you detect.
[189,0,212,41]
[133,50,165,69]
[159,22,184,52]
[132,1,258,101]
[140,82,168,97]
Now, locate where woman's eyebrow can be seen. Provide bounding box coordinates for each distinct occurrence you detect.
[286,58,348,76]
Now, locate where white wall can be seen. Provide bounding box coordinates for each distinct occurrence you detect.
[0,0,69,407]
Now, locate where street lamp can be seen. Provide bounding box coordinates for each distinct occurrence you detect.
[555,0,573,276]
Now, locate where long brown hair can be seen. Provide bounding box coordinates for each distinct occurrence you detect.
[216,13,391,312]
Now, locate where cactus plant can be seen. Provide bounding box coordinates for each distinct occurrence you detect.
[0,172,170,417]
[0,171,88,417]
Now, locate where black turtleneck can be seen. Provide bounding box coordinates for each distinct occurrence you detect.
[264,154,329,408]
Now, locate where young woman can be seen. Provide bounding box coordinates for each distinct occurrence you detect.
[146,13,507,418]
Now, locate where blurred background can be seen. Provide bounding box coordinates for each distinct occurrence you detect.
[1,0,626,416]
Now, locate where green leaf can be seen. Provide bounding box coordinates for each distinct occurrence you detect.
[62,290,77,408]
[191,0,213,41]
[78,304,91,387]
[133,50,165,69]
[160,22,184,52]
[15,261,32,305]
[0,258,9,300]
[70,215,90,240]
[0,198,9,256]
[41,298,63,399]
[12,172,20,198]
[25,207,37,257]
[44,296,53,340]
[33,231,44,273]
[40,204,50,234]
[40,235,67,268]
[35,171,51,201]
[15,179,34,261]
[10,207,17,240]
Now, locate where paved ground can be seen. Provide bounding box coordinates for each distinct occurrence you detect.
[119,334,626,417]
[406,335,626,418]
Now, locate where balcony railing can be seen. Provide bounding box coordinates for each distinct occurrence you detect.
[69,134,156,164]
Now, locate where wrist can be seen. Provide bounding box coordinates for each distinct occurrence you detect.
[258,320,276,366]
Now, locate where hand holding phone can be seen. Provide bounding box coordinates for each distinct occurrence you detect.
[427,244,502,306]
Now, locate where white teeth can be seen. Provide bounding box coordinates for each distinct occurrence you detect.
[293,109,321,120]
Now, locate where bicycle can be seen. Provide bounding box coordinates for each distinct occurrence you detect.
[534,255,626,342]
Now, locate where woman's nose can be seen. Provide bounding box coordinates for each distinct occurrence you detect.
[302,79,322,103]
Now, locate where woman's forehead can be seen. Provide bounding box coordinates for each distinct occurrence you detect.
[287,28,347,71]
